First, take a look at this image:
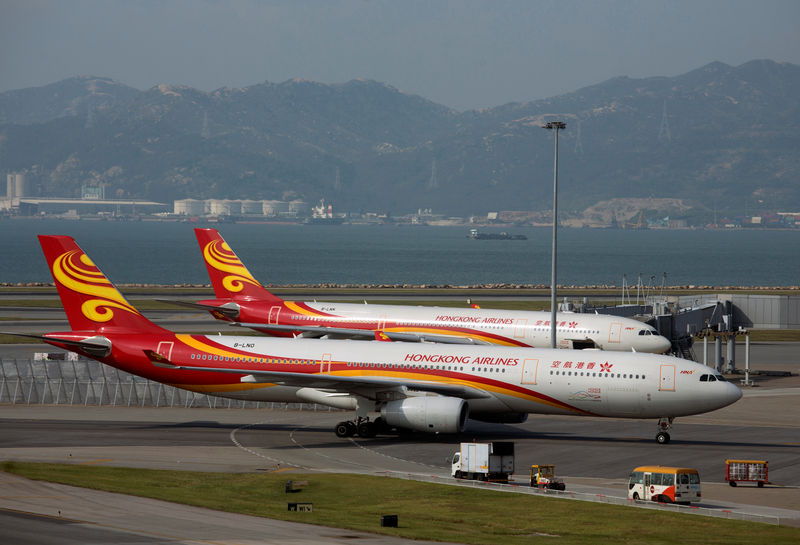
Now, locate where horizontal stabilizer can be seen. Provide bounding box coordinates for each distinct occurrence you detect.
[1,332,112,358]
[157,299,241,319]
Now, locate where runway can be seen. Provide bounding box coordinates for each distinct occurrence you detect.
[1,306,799,541]
[1,380,799,530]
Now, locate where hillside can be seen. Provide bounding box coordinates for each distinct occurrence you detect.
[1,60,798,219]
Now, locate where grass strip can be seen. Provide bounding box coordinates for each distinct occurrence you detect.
[2,462,797,545]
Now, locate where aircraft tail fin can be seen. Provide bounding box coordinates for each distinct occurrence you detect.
[194,228,281,302]
[38,235,167,334]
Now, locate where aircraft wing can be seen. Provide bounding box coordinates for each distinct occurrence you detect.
[231,322,492,345]
[144,350,490,400]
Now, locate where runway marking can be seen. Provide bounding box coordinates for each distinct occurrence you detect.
[229,418,310,470]
[288,425,374,470]
[79,458,113,465]
[347,438,444,471]
[0,506,84,523]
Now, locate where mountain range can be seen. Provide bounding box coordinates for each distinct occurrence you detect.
[1,59,798,220]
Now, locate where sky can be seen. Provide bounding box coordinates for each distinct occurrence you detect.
[1,0,799,111]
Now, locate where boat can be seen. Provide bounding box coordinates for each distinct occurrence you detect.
[468,228,527,240]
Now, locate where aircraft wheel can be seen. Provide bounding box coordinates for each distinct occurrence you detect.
[335,421,354,438]
[656,431,670,444]
[373,417,389,434]
[357,421,376,438]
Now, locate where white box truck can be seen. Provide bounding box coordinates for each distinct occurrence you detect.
[451,442,514,482]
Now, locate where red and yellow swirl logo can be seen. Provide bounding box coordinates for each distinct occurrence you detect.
[52,250,141,323]
[203,240,261,293]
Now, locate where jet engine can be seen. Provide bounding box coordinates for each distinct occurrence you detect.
[470,412,528,424]
[380,396,468,433]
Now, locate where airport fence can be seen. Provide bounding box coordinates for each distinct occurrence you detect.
[385,472,783,526]
[0,357,334,411]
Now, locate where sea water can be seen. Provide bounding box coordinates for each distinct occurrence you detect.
[0,219,797,287]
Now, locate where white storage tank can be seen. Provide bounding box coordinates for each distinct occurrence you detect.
[207,199,226,215]
[241,199,262,214]
[289,199,309,215]
[262,200,289,216]
[14,173,25,198]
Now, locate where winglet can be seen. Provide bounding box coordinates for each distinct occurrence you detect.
[144,349,176,368]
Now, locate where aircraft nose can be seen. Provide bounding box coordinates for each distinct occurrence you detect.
[729,382,743,403]
[719,381,743,408]
[653,336,672,354]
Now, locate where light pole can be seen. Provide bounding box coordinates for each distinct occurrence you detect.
[543,121,566,349]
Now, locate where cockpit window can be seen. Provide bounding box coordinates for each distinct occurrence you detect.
[700,374,718,382]
[638,330,652,336]
[715,374,727,382]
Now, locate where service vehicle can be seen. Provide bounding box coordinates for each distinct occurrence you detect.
[627,466,701,504]
[529,464,566,490]
[726,459,769,487]
[451,442,514,482]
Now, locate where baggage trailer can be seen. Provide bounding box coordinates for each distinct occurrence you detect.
[451,442,514,482]
[726,459,768,487]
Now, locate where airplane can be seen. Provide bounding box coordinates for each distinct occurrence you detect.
[5,235,742,444]
[166,228,672,353]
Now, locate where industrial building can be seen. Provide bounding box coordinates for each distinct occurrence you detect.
[1,173,167,216]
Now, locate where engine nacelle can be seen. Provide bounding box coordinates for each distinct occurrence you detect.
[470,412,528,424]
[380,396,468,434]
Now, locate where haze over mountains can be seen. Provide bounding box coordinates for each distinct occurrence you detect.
[1,60,798,219]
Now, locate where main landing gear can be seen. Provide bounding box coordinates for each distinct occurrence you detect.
[335,417,386,438]
[655,417,674,444]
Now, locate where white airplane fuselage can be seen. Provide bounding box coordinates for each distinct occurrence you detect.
[132,333,740,421]
[234,300,673,353]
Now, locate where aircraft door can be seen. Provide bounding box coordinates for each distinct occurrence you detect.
[268,306,281,325]
[514,319,528,339]
[319,353,332,374]
[659,364,676,391]
[608,322,622,344]
[156,341,174,361]
[521,359,539,385]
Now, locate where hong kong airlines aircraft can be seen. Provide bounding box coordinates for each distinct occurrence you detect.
[7,235,740,444]
[171,228,671,353]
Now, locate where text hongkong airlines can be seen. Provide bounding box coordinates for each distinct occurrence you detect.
[165,228,673,354]
[8,235,742,444]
